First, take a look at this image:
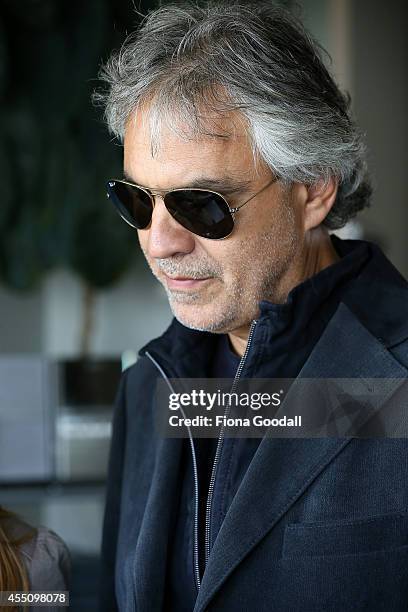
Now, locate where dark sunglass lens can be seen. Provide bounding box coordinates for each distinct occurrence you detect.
[164,190,234,239]
[107,181,152,229]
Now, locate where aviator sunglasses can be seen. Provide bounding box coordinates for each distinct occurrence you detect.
[106,175,278,240]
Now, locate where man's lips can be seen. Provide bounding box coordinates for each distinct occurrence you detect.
[162,273,213,289]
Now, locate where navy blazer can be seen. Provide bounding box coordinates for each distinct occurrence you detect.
[100,240,408,612]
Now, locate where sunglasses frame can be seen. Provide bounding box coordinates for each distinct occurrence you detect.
[107,175,278,240]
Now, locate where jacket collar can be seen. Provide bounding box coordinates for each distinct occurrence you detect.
[193,301,408,612]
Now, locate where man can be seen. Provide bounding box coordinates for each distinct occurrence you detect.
[97,2,408,611]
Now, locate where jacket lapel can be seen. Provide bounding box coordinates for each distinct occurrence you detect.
[133,435,183,612]
[194,303,408,612]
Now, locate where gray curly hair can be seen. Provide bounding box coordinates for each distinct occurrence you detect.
[94,1,371,229]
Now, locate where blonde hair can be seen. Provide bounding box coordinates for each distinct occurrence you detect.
[0,507,36,612]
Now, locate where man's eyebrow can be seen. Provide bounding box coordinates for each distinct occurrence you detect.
[122,171,252,195]
[186,177,252,194]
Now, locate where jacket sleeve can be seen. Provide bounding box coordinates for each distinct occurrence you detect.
[99,368,129,612]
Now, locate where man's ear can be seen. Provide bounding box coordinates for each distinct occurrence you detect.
[303,177,338,231]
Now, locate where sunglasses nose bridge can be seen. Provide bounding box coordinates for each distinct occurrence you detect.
[148,191,167,215]
[149,192,179,229]
[149,193,168,219]
[149,190,165,200]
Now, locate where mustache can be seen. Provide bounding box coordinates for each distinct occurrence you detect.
[156,257,222,279]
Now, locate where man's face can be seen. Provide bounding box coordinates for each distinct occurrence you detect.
[123,111,304,334]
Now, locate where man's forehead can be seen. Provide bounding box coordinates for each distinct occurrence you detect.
[123,107,260,188]
[124,106,250,155]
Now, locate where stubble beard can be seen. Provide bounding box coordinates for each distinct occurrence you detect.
[161,236,297,334]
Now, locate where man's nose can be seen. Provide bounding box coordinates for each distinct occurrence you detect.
[144,196,196,259]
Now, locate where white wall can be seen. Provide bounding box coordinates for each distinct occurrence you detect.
[42,263,172,358]
[0,285,43,352]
